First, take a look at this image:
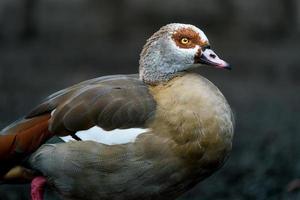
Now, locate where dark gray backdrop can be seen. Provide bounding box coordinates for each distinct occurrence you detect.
[0,0,299,199]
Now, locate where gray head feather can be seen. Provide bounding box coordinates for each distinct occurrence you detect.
[139,23,207,85]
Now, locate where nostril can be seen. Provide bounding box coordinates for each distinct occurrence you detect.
[210,54,216,59]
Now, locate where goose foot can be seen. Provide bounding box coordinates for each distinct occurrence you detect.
[3,166,36,182]
[31,176,47,200]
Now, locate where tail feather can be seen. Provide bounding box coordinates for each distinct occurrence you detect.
[0,114,53,176]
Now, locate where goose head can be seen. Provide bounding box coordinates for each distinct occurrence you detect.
[139,23,230,84]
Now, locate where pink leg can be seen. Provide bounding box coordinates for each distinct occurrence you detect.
[31,176,47,200]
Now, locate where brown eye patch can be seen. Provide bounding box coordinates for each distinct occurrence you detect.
[172,28,208,49]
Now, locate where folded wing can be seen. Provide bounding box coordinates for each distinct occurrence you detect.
[0,74,156,177]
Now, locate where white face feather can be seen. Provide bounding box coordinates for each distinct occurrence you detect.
[158,24,209,71]
[164,35,201,68]
[168,23,209,43]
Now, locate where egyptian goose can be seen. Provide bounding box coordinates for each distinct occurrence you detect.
[0,23,234,200]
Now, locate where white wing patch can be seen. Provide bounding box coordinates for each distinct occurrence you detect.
[60,126,149,145]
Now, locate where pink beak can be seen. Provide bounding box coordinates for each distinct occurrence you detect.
[199,49,231,70]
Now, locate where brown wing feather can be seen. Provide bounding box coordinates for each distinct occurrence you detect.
[0,114,52,176]
[40,74,156,134]
[0,74,156,176]
[26,74,139,118]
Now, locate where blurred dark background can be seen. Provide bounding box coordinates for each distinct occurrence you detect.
[0,0,300,199]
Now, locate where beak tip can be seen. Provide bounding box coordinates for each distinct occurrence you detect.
[223,64,231,70]
[218,62,231,70]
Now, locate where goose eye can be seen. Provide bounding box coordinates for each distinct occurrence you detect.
[180,38,190,44]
